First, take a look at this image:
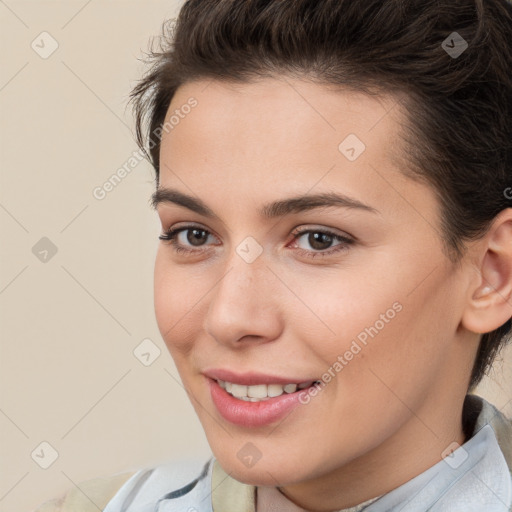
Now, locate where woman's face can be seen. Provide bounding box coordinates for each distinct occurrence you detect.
[153,77,477,493]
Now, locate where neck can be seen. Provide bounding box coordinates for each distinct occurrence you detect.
[274,392,467,512]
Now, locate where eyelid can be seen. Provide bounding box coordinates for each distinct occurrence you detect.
[289,224,355,242]
[287,227,354,258]
[159,223,220,245]
[159,222,355,260]
[159,223,353,243]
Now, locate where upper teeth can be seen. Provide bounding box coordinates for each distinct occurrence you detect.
[218,380,314,401]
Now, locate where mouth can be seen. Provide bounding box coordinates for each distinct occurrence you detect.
[216,379,321,402]
[202,369,323,426]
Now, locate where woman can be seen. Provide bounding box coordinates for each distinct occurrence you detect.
[36,0,512,510]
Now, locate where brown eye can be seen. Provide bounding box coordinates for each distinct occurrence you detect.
[290,228,354,259]
[158,225,218,254]
[186,228,209,246]
[306,232,335,251]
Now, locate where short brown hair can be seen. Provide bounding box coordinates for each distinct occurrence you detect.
[129,0,512,390]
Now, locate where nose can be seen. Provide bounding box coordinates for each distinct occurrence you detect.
[203,254,283,348]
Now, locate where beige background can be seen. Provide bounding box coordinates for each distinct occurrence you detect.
[0,2,511,511]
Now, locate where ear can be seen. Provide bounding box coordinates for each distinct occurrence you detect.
[461,208,512,334]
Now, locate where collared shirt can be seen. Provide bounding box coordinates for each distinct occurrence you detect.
[34,395,512,512]
[104,398,512,512]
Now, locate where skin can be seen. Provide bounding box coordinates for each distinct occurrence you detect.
[153,76,512,511]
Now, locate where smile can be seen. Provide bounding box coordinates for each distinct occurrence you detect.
[217,379,320,401]
[207,377,322,427]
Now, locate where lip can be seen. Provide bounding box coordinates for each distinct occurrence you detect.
[206,377,311,427]
[203,368,315,386]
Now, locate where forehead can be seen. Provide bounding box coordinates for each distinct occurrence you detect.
[165,77,402,145]
[160,77,407,178]
[159,79,444,231]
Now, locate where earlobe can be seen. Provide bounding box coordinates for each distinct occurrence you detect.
[462,209,512,334]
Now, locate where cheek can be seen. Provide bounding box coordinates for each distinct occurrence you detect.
[331,277,459,411]
[153,253,208,357]
[300,265,453,396]
[291,272,404,360]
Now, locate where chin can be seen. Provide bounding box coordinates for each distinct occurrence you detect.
[225,464,295,487]
[213,448,309,486]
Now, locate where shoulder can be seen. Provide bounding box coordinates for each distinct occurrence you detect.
[466,394,512,473]
[33,470,137,512]
[33,457,215,512]
[103,456,215,511]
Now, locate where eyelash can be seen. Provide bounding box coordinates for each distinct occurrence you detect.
[158,224,354,259]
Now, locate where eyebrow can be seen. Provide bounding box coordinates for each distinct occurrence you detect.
[150,187,379,219]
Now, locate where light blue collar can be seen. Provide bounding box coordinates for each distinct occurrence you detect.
[105,411,512,512]
[363,424,512,511]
